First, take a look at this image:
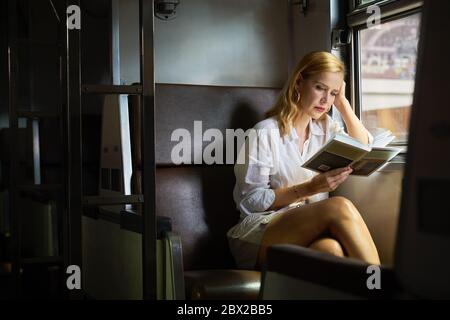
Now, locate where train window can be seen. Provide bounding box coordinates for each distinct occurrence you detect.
[353,5,421,145]
[356,12,421,144]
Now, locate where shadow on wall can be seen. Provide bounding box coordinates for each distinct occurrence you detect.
[199,101,268,269]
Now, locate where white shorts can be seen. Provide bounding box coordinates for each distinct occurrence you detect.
[227,203,304,269]
[227,212,277,269]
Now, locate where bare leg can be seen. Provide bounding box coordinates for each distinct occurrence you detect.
[258,196,380,266]
[308,237,345,257]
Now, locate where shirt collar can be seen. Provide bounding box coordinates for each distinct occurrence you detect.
[288,118,326,141]
[309,118,327,136]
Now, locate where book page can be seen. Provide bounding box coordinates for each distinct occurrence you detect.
[366,147,401,160]
[304,151,355,173]
[372,135,395,148]
[302,134,370,173]
[351,147,401,176]
[326,141,369,160]
[368,128,396,148]
[351,159,388,176]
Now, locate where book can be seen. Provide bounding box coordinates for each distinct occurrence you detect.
[302,133,401,176]
[369,128,396,148]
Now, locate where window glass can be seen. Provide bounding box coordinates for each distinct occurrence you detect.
[359,13,421,143]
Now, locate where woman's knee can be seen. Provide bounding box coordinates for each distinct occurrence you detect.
[325,196,360,222]
[309,238,345,257]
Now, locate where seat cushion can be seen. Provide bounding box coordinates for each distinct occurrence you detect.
[184,269,261,300]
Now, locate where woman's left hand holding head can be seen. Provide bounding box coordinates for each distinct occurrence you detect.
[334,81,351,114]
[333,80,371,144]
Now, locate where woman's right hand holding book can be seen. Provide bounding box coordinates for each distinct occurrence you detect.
[307,167,353,193]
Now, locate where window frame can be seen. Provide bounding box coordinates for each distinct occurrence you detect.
[347,0,423,147]
[353,0,383,10]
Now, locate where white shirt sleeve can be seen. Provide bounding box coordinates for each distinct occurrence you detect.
[328,115,374,145]
[234,128,277,215]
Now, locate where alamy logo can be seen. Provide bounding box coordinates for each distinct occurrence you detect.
[66,265,81,290]
[366,5,381,29]
[170,121,281,172]
[366,265,381,290]
[67,5,81,30]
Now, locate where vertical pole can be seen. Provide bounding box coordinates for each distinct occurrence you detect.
[63,0,83,299]
[7,0,21,298]
[139,0,157,300]
[32,119,41,185]
[111,0,121,85]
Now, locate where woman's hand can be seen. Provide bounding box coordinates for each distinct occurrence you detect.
[334,81,350,113]
[269,167,352,210]
[308,167,353,194]
[333,81,370,144]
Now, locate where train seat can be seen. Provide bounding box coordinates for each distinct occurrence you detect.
[132,84,279,299]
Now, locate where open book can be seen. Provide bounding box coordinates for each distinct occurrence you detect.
[302,132,401,176]
[369,127,396,147]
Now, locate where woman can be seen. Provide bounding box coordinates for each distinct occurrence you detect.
[227,51,380,270]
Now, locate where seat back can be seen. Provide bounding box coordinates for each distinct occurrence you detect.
[153,84,279,270]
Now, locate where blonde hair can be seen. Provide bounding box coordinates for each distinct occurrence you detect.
[265,51,346,137]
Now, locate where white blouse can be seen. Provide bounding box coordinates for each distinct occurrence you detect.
[229,114,371,239]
